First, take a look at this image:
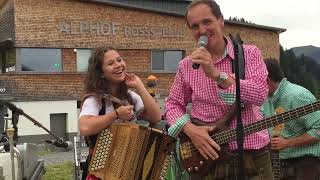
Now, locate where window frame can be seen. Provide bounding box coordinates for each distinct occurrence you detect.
[150,49,185,73]
[17,48,63,73]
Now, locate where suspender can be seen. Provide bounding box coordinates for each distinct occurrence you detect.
[230,35,245,80]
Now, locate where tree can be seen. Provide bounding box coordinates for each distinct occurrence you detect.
[279,45,317,96]
[228,16,255,24]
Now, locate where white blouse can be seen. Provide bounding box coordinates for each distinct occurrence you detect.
[79,91,144,122]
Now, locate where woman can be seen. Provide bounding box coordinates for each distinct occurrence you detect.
[79,47,161,179]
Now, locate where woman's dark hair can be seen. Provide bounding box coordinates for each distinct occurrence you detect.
[185,0,223,27]
[264,58,285,82]
[83,46,133,106]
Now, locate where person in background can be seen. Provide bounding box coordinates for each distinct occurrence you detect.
[79,46,161,179]
[164,0,272,179]
[261,58,320,180]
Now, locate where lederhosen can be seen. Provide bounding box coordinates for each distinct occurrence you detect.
[205,146,272,180]
[280,156,320,180]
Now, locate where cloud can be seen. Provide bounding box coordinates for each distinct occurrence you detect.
[218,0,320,49]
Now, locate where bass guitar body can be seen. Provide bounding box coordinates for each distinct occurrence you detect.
[179,114,237,177]
[179,125,236,177]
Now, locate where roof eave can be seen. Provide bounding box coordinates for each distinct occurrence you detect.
[0,38,14,51]
[225,20,286,33]
[79,0,187,17]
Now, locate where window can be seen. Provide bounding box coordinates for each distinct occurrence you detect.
[1,49,16,73]
[151,50,184,72]
[19,48,62,72]
[76,49,92,72]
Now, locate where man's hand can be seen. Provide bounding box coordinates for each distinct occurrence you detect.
[191,48,219,81]
[183,122,221,160]
[271,136,291,150]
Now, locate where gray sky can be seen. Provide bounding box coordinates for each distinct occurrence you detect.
[217,0,320,49]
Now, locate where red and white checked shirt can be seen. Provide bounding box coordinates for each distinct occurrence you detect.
[165,38,270,150]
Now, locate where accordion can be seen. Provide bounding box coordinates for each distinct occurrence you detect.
[88,123,175,180]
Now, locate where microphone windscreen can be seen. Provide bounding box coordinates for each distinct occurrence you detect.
[193,36,208,69]
[198,36,208,47]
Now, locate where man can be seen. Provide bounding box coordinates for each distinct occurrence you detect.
[262,58,320,180]
[164,0,272,179]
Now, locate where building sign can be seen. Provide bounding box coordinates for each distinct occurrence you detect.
[0,87,5,93]
[60,21,184,39]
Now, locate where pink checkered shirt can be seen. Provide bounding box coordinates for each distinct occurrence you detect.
[165,38,270,150]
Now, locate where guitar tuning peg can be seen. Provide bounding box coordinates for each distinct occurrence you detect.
[199,161,204,165]
[195,166,199,171]
[188,167,192,172]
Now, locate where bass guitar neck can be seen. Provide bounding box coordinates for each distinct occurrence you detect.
[179,101,320,177]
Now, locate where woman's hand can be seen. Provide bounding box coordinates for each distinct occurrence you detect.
[115,105,134,121]
[124,73,144,90]
[124,73,161,124]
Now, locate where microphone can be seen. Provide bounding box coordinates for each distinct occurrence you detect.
[192,35,208,69]
[45,138,73,150]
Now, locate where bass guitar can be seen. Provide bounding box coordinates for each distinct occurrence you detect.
[271,107,285,180]
[179,100,320,177]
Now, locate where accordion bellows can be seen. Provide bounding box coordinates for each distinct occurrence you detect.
[88,123,175,180]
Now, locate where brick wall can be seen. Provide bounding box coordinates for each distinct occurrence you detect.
[0,0,14,42]
[13,0,193,50]
[62,49,76,72]
[0,73,86,101]
[13,0,280,58]
[224,24,280,59]
[0,72,175,100]
[118,49,151,73]
[0,0,283,100]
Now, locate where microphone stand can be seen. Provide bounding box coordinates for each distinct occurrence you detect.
[229,34,245,180]
[2,101,65,147]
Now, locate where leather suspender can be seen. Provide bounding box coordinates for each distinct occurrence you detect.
[230,35,245,80]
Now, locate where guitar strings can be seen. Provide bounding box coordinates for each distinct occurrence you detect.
[184,102,319,153]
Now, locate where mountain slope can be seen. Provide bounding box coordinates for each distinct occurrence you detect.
[291,45,320,64]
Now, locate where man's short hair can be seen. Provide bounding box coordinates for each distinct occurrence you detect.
[264,58,285,82]
[185,0,223,27]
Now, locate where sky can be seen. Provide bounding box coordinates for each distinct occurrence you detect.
[217,0,320,49]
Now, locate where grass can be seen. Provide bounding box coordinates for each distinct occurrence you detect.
[37,148,54,156]
[36,146,75,179]
[43,161,74,180]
